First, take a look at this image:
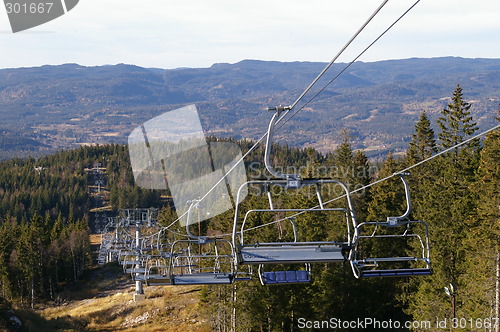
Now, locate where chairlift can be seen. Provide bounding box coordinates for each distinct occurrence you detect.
[350,173,432,278]
[168,238,235,285]
[156,228,176,258]
[143,256,172,285]
[121,253,146,273]
[166,202,236,285]
[232,106,358,284]
[258,263,311,285]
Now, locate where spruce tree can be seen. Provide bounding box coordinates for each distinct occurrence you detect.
[404,111,437,232]
[366,152,403,221]
[460,109,500,319]
[330,129,354,184]
[437,84,478,150]
[407,111,437,163]
[408,85,481,322]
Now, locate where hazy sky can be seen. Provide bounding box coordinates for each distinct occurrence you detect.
[1,0,499,69]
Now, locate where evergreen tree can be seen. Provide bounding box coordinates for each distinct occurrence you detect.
[460,110,500,319]
[407,111,437,163]
[0,220,14,299]
[408,85,481,322]
[405,111,437,221]
[366,152,404,222]
[437,84,478,150]
[329,129,355,184]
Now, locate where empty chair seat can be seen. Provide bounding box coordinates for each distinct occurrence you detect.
[262,270,310,285]
[171,272,233,285]
[361,268,432,278]
[118,251,138,256]
[126,267,147,274]
[121,260,141,265]
[145,275,172,286]
[239,243,346,264]
[132,274,147,281]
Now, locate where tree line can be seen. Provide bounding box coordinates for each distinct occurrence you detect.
[199,84,499,331]
[0,143,163,307]
[0,84,497,329]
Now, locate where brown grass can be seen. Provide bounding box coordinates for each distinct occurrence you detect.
[38,264,212,331]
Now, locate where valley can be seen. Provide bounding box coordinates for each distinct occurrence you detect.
[1,57,499,158]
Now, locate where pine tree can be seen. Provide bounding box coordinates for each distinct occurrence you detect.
[330,129,354,184]
[0,220,14,299]
[366,152,406,222]
[460,109,500,319]
[404,111,437,235]
[437,84,478,150]
[408,85,481,322]
[407,111,437,163]
[15,219,43,307]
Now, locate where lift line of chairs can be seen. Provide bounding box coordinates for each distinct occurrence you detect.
[98,106,432,287]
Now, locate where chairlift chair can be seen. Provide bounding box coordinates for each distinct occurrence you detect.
[168,238,235,285]
[166,202,236,285]
[156,228,176,258]
[143,256,173,286]
[122,253,146,272]
[232,106,358,284]
[350,173,432,278]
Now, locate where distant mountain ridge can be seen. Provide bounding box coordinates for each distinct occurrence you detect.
[0,57,499,158]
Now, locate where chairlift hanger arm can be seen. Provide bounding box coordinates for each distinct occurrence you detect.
[386,173,412,225]
[264,106,297,181]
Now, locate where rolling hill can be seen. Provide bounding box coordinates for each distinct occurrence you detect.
[0,57,499,158]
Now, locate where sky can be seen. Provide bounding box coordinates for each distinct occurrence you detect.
[0,0,499,70]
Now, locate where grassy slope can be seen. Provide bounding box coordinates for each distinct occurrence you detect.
[6,235,212,332]
[40,280,211,332]
[42,234,211,332]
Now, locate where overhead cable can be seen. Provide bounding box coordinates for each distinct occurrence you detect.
[288,0,390,112]
[161,0,421,232]
[277,0,421,130]
[242,123,500,234]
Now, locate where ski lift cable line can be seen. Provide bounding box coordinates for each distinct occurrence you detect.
[160,1,421,234]
[241,123,500,235]
[160,131,269,231]
[160,1,396,232]
[277,0,422,132]
[287,0,390,112]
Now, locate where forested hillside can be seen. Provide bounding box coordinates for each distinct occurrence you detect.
[0,86,498,331]
[197,87,499,331]
[1,57,499,158]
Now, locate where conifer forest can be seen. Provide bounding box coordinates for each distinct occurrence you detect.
[0,84,499,331]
